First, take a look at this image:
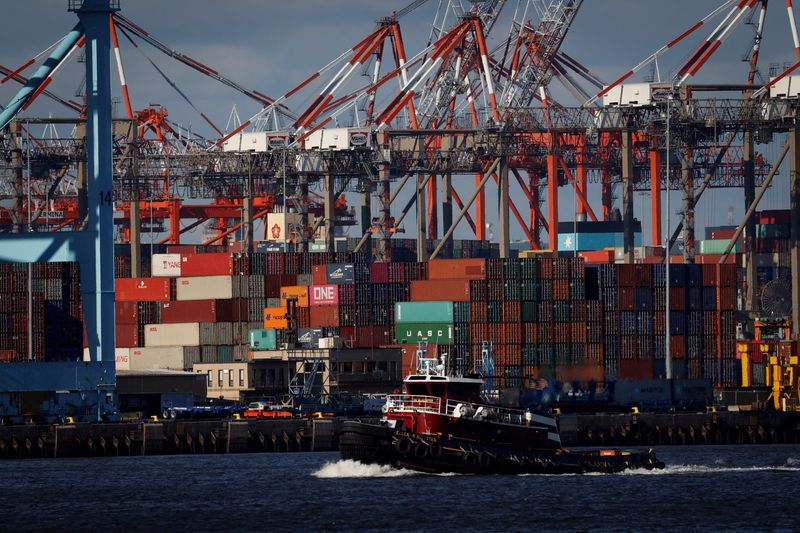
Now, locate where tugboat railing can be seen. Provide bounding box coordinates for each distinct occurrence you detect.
[385,394,441,413]
[445,399,555,428]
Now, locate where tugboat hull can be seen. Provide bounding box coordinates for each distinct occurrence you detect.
[339,421,665,475]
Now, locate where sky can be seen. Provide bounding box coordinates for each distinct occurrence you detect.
[1,1,797,246]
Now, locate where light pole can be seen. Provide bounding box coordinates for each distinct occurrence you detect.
[665,95,672,380]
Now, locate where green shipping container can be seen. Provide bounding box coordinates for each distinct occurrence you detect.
[395,301,454,324]
[395,323,454,345]
[698,239,741,255]
[250,328,277,351]
[755,224,789,240]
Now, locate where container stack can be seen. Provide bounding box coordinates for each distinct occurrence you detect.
[744,210,792,304]
[0,262,83,362]
[1,236,751,393]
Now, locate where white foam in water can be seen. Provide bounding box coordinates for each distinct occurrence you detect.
[313,460,417,478]
[614,463,800,476]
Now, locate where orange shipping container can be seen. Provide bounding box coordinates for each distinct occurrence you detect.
[280,285,309,307]
[578,250,615,264]
[427,259,486,281]
[410,279,471,301]
[263,307,288,329]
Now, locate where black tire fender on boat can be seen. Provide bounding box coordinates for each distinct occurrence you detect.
[394,437,412,456]
[413,442,429,458]
[462,451,478,467]
[478,451,494,469]
[428,443,443,459]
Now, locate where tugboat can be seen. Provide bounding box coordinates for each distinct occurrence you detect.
[339,349,664,474]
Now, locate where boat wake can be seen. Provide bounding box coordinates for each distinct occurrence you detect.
[610,461,800,476]
[313,460,417,478]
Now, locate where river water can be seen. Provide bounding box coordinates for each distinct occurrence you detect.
[1,445,798,532]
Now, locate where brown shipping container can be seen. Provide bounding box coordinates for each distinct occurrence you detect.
[116,278,171,302]
[310,306,340,327]
[410,279,470,301]
[180,253,234,276]
[427,259,486,281]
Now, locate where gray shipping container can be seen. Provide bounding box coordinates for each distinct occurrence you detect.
[183,346,201,369]
[201,345,218,363]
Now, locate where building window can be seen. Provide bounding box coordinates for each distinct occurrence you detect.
[207,370,212,386]
[218,369,223,387]
[366,361,376,373]
[377,361,387,372]
[239,369,245,387]
[228,370,234,387]
[390,361,397,379]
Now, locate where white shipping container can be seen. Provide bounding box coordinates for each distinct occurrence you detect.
[769,75,800,98]
[265,213,302,243]
[128,346,186,371]
[305,127,350,150]
[144,322,201,347]
[82,347,130,368]
[151,253,182,277]
[222,131,268,152]
[176,275,236,301]
[602,82,652,107]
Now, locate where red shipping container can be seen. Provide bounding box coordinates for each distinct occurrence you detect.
[311,265,327,286]
[717,264,738,287]
[619,358,653,380]
[635,264,652,287]
[116,278,171,302]
[370,263,389,284]
[701,264,718,286]
[710,229,737,240]
[757,209,790,225]
[115,301,139,325]
[617,287,636,311]
[670,336,686,358]
[338,326,355,347]
[553,280,569,300]
[617,264,637,287]
[670,288,685,311]
[717,287,736,311]
[166,245,199,254]
[115,324,139,348]
[354,326,390,348]
[427,259,486,281]
[180,253,233,276]
[160,300,218,323]
[410,279,470,301]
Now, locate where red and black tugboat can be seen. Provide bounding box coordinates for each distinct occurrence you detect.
[340,351,664,474]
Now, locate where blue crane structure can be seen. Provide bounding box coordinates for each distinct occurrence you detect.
[0,0,119,421]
